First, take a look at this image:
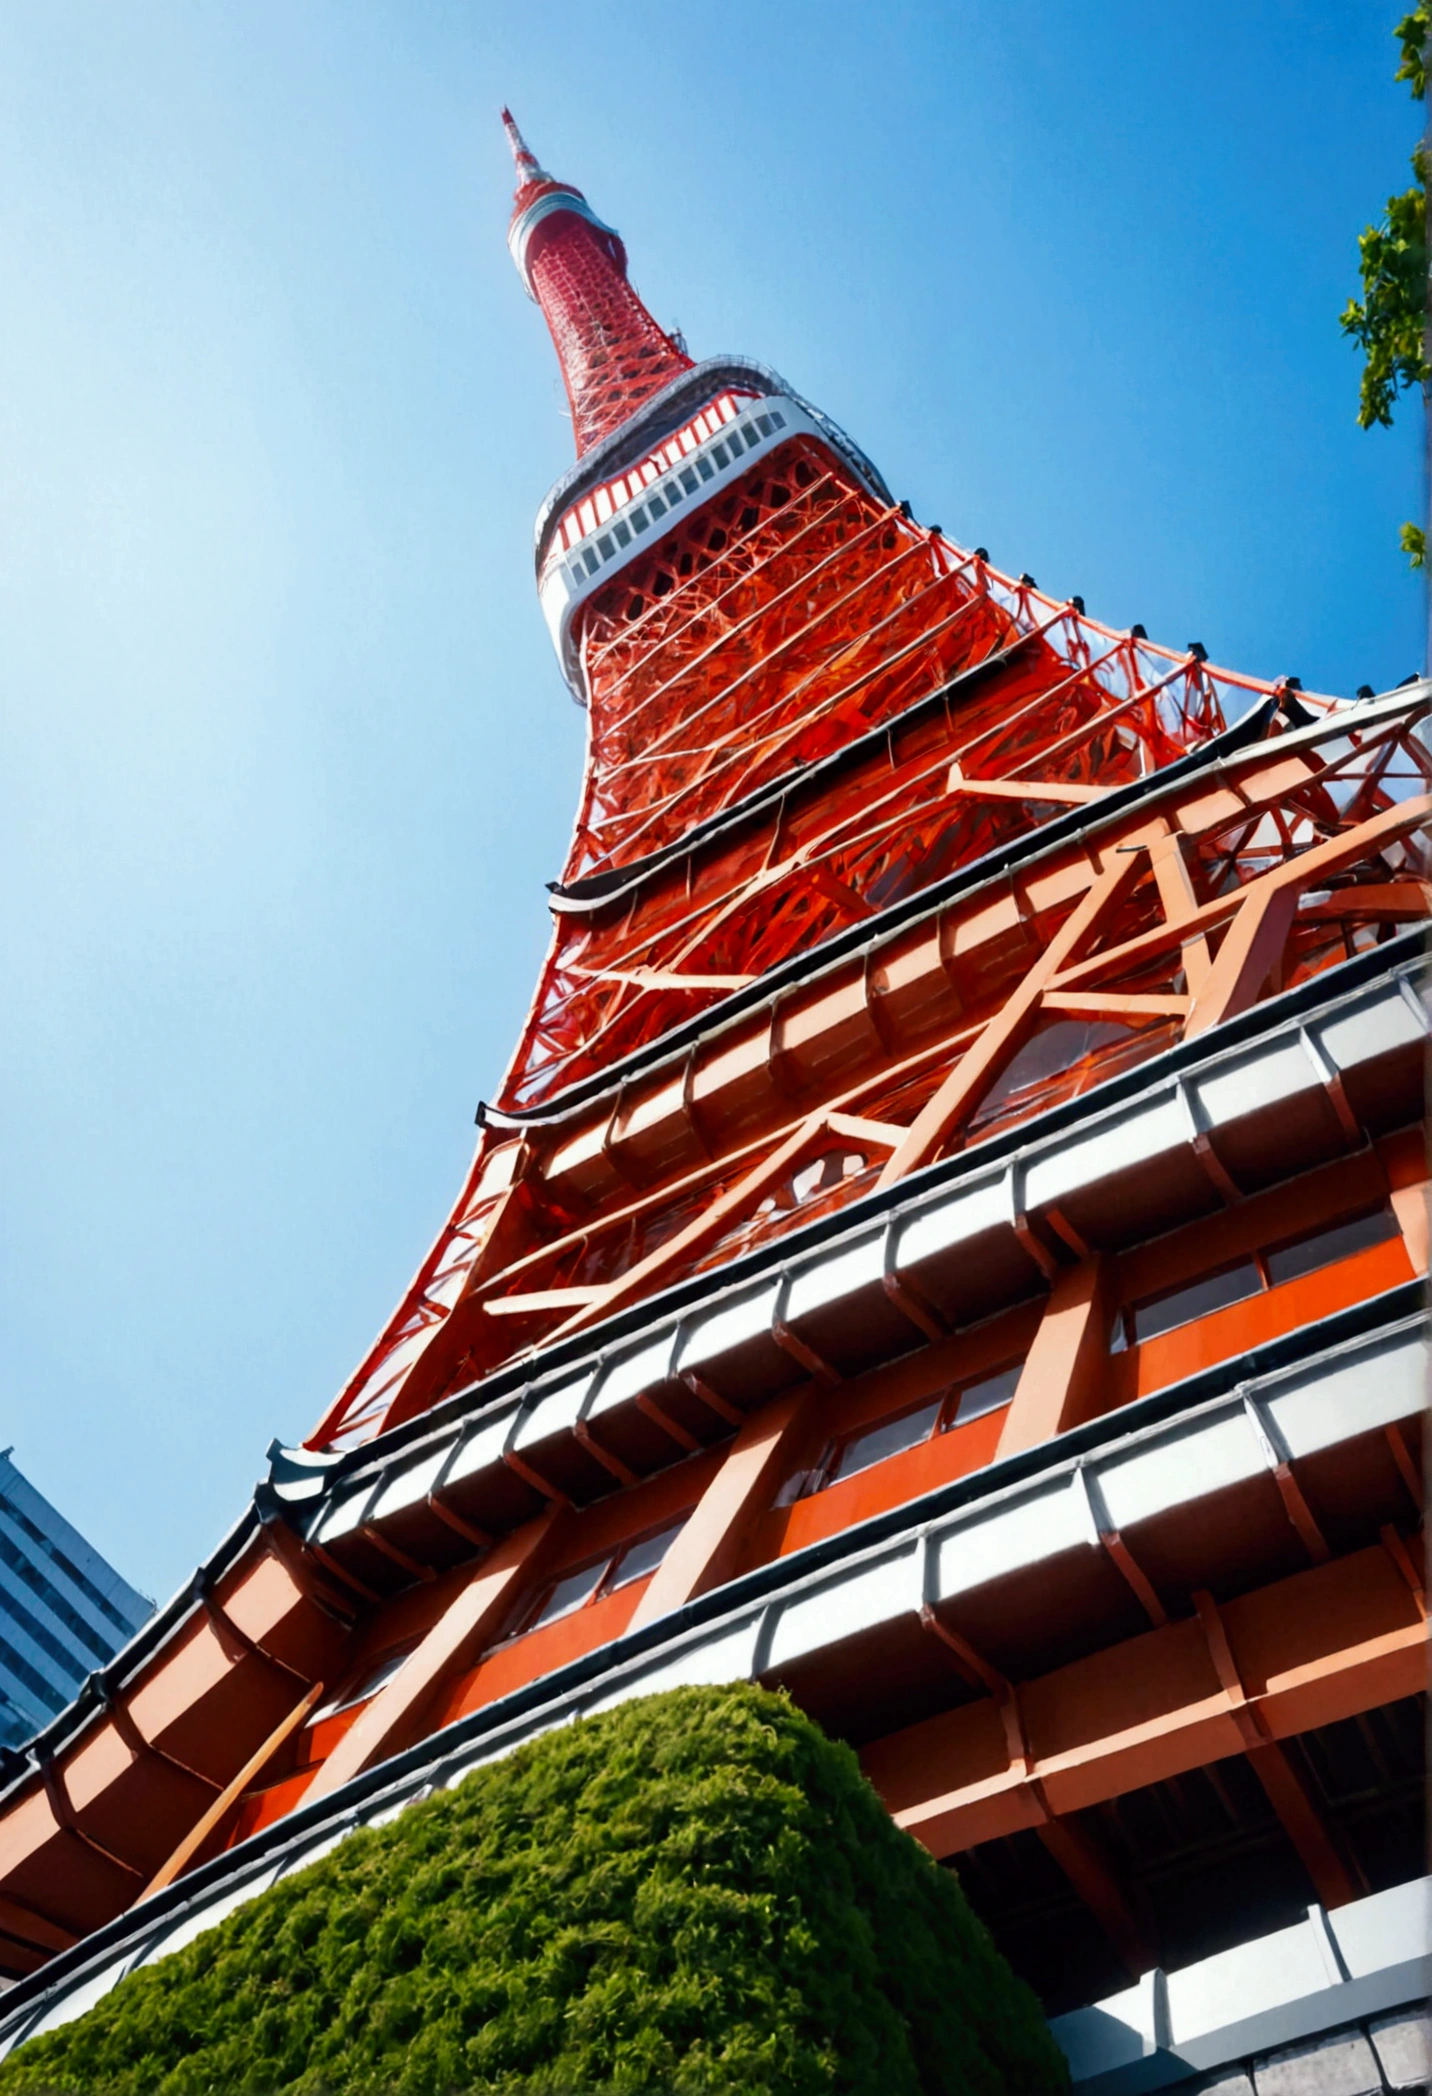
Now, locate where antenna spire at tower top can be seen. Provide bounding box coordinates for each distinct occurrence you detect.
[499,111,693,456]
[501,108,549,193]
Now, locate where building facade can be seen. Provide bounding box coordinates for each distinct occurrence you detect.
[0,1453,151,1754]
[0,124,1425,2088]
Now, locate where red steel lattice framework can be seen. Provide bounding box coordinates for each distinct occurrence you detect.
[309,123,1432,1452]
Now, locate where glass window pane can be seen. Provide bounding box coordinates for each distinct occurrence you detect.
[318,1645,412,1721]
[607,1518,685,1593]
[1264,1207,1398,1287]
[529,1558,607,1630]
[1132,1259,1262,1344]
[827,1398,943,1486]
[954,1363,1022,1424]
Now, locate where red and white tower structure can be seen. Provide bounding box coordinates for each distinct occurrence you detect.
[0,121,1425,2090]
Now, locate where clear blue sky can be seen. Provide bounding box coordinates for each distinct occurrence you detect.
[2,1,1423,1605]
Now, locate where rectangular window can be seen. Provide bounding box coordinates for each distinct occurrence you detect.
[755,413,773,438]
[827,1398,944,1486]
[605,1518,684,1593]
[953,1362,1022,1423]
[1264,1206,1398,1286]
[582,547,600,576]
[680,468,698,495]
[816,1357,1025,1495]
[313,1645,414,1723]
[1130,1259,1262,1345]
[522,1518,686,1634]
[596,534,615,562]
[613,519,631,549]
[711,442,730,469]
[697,455,715,481]
[528,1558,607,1631]
[632,509,649,534]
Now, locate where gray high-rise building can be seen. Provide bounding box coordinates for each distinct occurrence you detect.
[0,1452,152,1750]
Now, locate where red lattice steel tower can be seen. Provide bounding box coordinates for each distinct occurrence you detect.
[311,121,1249,1445]
[0,116,1424,2077]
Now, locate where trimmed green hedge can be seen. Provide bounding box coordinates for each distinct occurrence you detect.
[0,1685,1066,2094]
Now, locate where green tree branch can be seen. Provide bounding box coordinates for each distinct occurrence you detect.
[1343,6,1429,568]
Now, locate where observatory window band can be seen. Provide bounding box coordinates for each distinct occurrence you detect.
[556,404,788,593]
[1110,1204,1401,1353]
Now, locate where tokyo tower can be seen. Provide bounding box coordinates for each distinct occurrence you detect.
[0,116,1425,2090]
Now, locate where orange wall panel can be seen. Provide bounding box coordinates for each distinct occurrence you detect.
[761,1405,1008,1559]
[439,1578,649,1725]
[1125,1239,1413,1402]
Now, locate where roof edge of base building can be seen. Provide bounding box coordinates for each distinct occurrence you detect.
[0,1279,1423,2052]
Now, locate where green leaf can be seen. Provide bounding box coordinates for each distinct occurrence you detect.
[1341,172,1429,429]
[1394,7,1429,98]
[1400,520,1427,568]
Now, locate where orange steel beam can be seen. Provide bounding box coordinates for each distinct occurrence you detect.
[877,787,1432,1188]
[516,643,1209,1113]
[626,1387,819,1631]
[546,1113,837,1337]
[1035,1815,1156,1978]
[141,1680,327,1900]
[995,1258,1112,1459]
[860,1539,1426,1859]
[535,722,1428,1208]
[877,848,1148,1187]
[506,807,1421,1328]
[1192,1589,1359,1908]
[305,1510,562,1803]
[0,1897,76,1961]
